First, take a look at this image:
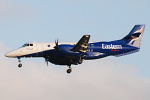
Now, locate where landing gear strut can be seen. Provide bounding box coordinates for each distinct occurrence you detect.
[67,66,72,74]
[18,58,22,68]
[78,57,83,64]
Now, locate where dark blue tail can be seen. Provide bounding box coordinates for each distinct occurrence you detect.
[122,25,145,48]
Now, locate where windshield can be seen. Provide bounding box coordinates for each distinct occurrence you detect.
[22,43,34,47]
[22,44,27,47]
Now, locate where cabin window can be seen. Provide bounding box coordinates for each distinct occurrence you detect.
[48,45,50,47]
[91,44,94,47]
[22,43,33,47]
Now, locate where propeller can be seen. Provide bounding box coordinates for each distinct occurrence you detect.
[45,58,48,66]
[54,39,59,50]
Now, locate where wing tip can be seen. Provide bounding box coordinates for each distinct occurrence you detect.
[84,35,90,37]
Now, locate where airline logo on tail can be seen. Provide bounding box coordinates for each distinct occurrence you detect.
[134,25,144,34]
[140,26,144,33]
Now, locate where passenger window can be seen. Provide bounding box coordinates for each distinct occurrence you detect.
[48,45,50,47]
[27,44,29,46]
[30,44,33,46]
[91,44,94,47]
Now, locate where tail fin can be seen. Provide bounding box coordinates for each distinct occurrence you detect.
[122,25,145,48]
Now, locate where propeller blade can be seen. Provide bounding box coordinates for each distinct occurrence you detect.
[45,58,48,66]
[47,61,48,66]
[54,39,59,50]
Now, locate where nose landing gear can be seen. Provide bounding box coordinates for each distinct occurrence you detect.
[18,64,22,67]
[18,58,22,68]
[67,66,72,74]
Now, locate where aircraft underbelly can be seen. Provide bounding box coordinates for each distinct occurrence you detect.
[85,52,109,60]
[45,50,78,65]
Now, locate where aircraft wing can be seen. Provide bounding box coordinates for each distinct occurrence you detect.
[72,35,90,53]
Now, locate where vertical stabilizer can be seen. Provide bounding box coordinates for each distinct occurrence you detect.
[122,25,145,48]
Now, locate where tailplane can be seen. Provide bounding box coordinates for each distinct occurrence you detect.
[122,25,145,48]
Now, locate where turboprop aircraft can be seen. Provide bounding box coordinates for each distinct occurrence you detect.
[5,25,145,73]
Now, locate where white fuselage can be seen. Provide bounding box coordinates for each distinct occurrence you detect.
[5,42,76,58]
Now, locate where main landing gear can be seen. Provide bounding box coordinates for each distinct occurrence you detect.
[67,66,72,74]
[18,58,22,68]
[78,59,83,64]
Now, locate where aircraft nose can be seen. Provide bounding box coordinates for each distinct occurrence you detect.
[5,52,14,57]
[5,53,8,57]
[5,49,21,58]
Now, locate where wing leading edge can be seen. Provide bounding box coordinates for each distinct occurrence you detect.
[72,35,90,53]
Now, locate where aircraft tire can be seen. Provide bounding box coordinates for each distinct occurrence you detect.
[78,59,83,64]
[18,64,22,68]
[67,69,72,74]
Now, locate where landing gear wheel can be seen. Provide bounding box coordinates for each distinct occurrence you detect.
[17,58,22,68]
[18,64,22,68]
[67,69,72,74]
[78,59,83,64]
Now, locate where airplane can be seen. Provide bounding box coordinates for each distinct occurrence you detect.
[5,25,145,74]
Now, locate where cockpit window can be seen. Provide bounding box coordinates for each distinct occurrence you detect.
[22,44,27,47]
[22,43,33,47]
[30,44,33,46]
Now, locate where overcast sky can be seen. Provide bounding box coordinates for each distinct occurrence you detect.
[0,0,150,100]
